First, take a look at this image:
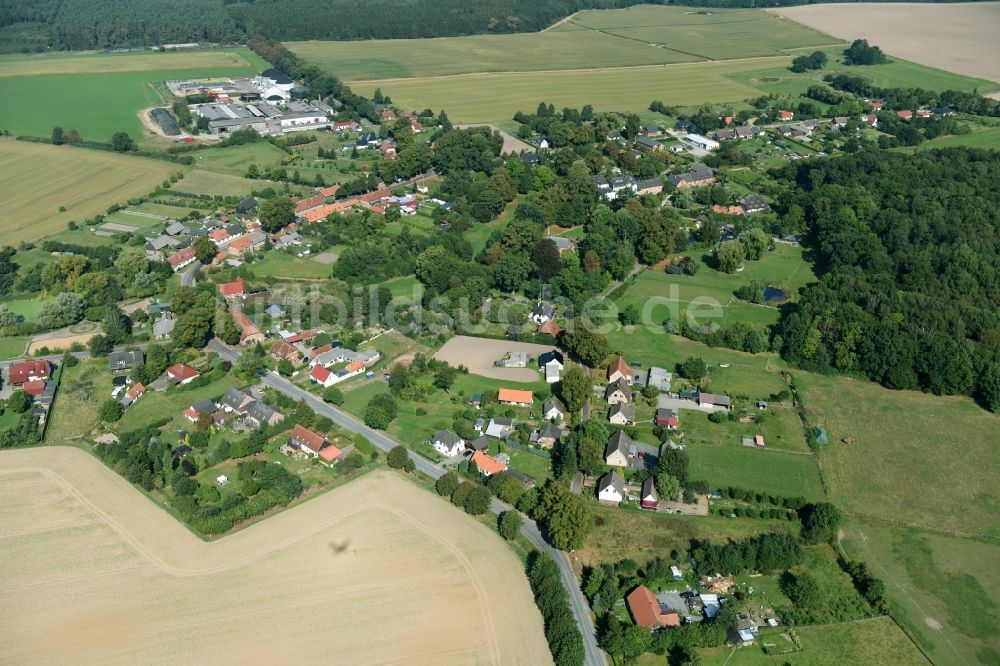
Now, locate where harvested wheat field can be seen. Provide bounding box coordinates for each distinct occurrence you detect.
[0,447,550,666]
[434,335,557,382]
[773,2,1000,83]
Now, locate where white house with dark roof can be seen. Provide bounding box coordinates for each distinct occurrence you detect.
[432,430,465,457]
[597,471,626,504]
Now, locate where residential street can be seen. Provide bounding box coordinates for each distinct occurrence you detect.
[206,339,606,666]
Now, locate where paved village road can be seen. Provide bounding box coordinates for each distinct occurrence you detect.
[206,338,606,666]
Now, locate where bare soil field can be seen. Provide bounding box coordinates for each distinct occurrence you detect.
[0,447,550,665]
[773,2,1000,83]
[434,335,557,382]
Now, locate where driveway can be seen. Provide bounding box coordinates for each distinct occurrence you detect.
[657,395,704,412]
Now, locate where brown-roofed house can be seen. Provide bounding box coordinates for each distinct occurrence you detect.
[270,340,300,362]
[608,356,631,383]
[231,310,265,345]
[288,424,327,456]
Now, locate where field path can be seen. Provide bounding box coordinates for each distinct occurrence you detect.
[0,447,550,665]
[542,11,580,32]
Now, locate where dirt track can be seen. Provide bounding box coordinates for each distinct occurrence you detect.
[772,2,1000,84]
[0,447,551,665]
[434,335,557,382]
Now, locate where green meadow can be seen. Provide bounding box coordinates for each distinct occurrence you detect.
[0,48,269,143]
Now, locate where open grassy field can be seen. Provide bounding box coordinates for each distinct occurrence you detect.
[348,58,779,124]
[119,375,240,431]
[773,2,1000,84]
[0,447,551,665]
[189,141,291,177]
[290,6,837,80]
[0,48,269,143]
[840,517,1000,666]
[693,616,927,665]
[246,252,332,280]
[0,337,30,361]
[797,372,1000,537]
[914,126,1000,151]
[0,139,176,245]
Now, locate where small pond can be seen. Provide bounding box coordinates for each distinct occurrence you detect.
[764,287,788,304]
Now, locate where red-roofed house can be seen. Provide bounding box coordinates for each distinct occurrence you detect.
[309,364,335,387]
[227,236,253,256]
[211,250,228,267]
[219,276,245,300]
[8,360,50,386]
[23,380,46,396]
[333,121,359,132]
[863,113,879,128]
[231,310,265,345]
[779,110,794,121]
[471,450,508,477]
[126,382,145,402]
[896,109,913,120]
[317,184,340,197]
[608,356,631,383]
[536,320,561,336]
[868,99,884,110]
[380,110,397,121]
[309,342,333,358]
[498,388,534,407]
[167,247,196,271]
[288,424,327,457]
[626,585,681,629]
[301,204,339,223]
[167,363,200,384]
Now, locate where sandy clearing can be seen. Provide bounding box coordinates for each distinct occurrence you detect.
[455,123,534,154]
[27,332,98,354]
[434,335,557,382]
[772,3,1000,84]
[0,447,551,666]
[311,251,339,264]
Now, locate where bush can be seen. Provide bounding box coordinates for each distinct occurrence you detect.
[499,510,523,540]
[98,399,123,423]
[322,387,344,405]
[386,445,413,472]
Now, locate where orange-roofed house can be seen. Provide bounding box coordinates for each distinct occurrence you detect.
[318,443,343,463]
[209,228,230,244]
[536,319,561,336]
[608,356,631,383]
[227,236,253,256]
[301,204,339,223]
[317,184,340,197]
[896,110,913,120]
[626,585,681,629]
[498,388,534,407]
[470,450,508,477]
[288,424,327,457]
[779,110,794,121]
[126,382,145,402]
[219,276,245,300]
[167,363,200,384]
[294,194,325,215]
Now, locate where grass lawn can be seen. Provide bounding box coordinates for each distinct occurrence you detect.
[11,249,57,269]
[174,168,303,198]
[291,6,835,80]
[246,252,331,280]
[840,517,1000,666]
[797,372,1000,537]
[684,418,823,499]
[118,375,241,431]
[189,142,291,177]
[0,336,30,360]
[575,503,792,568]
[383,275,424,304]
[913,126,1000,151]
[132,201,207,217]
[2,295,55,322]
[0,48,269,143]
[0,139,177,245]
[693,616,927,665]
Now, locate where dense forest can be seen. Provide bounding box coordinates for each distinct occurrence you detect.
[774,148,1000,411]
[0,0,987,52]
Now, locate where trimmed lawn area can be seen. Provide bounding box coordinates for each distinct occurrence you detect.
[190,142,290,177]
[247,252,332,280]
[118,375,241,431]
[2,296,55,322]
[0,336,30,360]
[383,275,424,303]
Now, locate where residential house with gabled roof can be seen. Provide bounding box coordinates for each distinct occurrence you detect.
[184,398,217,422]
[219,276,246,300]
[609,403,635,425]
[667,163,716,189]
[608,356,631,383]
[605,430,632,467]
[534,422,562,449]
[471,450,507,476]
[108,350,143,373]
[243,399,283,428]
[543,396,566,422]
[656,408,679,430]
[220,387,254,414]
[270,340,300,362]
[166,246,196,271]
[498,388,533,407]
[288,424,328,457]
[539,349,564,383]
[597,470,625,504]
[640,477,658,510]
[627,585,680,628]
[606,378,632,405]
[231,310,265,345]
[698,392,732,411]
[536,319,561,336]
[529,302,554,324]
[166,363,199,384]
[432,430,465,457]
[484,417,515,439]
